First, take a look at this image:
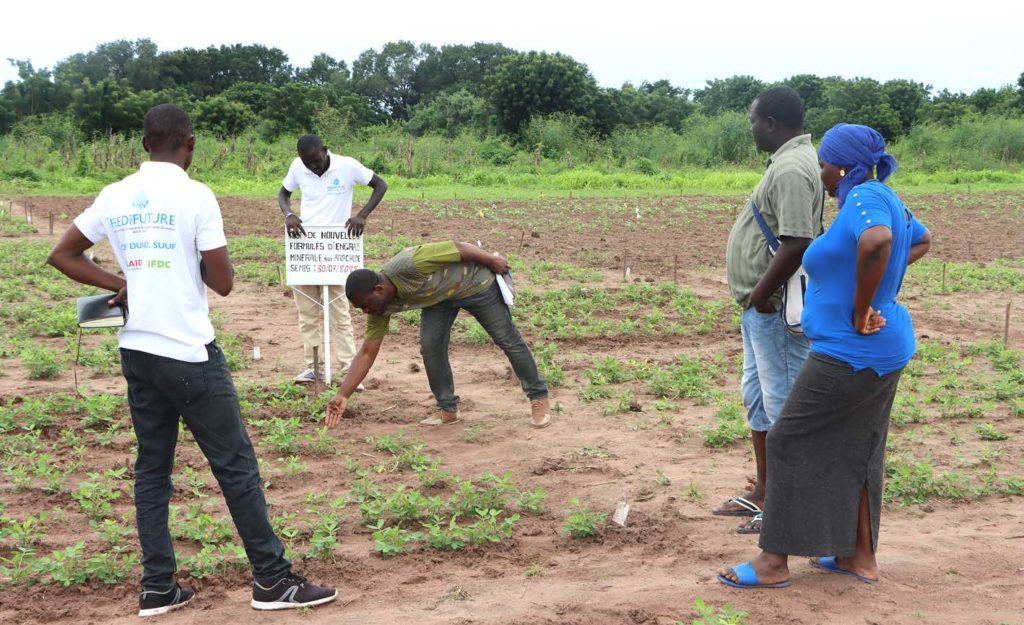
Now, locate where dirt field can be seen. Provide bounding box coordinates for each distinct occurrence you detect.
[1,194,1022,625]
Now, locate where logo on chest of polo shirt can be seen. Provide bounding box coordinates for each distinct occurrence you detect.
[132,192,149,210]
[125,258,172,270]
[326,177,344,195]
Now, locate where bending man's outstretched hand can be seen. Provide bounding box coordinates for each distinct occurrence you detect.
[323,338,383,427]
[325,394,348,428]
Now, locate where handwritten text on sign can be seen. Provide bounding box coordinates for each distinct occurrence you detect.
[285,225,363,286]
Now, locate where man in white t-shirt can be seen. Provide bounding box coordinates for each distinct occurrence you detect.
[278,134,388,383]
[47,105,336,617]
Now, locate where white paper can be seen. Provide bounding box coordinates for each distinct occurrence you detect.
[612,501,630,527]
[285,225,363,286]
[496,273,515,308]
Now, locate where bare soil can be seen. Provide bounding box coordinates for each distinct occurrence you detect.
[1,194,1022,625]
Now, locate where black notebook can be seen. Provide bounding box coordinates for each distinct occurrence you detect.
[76,294,127,329]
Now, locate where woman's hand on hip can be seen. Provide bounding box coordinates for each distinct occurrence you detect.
[854,307,887,335]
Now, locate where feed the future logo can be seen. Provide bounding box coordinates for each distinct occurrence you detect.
[109,192,176,231]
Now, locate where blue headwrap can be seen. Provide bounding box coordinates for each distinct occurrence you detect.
[818,123,898,208]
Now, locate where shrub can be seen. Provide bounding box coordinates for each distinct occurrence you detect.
[562,498,606,538]
[20,345,64,379]
[479,137,518,165]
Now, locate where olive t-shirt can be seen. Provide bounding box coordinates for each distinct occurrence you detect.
[725,134,824,309]
[364,241,496,339]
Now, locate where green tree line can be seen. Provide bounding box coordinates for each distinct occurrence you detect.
[3,39,1023,142]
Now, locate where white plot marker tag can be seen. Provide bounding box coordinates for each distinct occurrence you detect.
[253,345,262,361]
[612,501,630,527]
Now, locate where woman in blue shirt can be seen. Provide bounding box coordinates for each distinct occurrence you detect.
[719,123,931,589]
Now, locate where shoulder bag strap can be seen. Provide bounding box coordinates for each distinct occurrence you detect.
[750,200,780,254]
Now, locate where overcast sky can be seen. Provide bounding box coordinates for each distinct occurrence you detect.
[3,0,1022,95]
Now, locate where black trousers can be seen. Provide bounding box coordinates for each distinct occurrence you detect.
[121,342,290,590]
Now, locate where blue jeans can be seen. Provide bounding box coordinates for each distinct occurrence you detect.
[740,307,810,432]
[420,282,548,412]
[120,342,290,591]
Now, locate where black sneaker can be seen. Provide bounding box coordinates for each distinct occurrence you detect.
[138,583,195,617]
[251,573,337,610]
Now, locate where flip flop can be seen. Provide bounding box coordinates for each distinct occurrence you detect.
[717,561,790,589]
[809,557,877,584]
[531,414,551,429]
[736,512,763,535]
[712,496,762,517]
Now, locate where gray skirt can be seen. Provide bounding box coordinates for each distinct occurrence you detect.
[759,352,903,557]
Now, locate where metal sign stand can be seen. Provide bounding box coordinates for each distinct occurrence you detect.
[322,286,330,384]
[285,225,364,386]
[290,285,349,384]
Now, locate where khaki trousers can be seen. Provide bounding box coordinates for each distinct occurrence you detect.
[293,284,356,378]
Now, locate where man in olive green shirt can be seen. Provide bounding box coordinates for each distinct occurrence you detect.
[325,241,551,429]
[716,87,823,528]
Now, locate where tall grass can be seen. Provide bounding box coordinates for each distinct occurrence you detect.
[2,113,1023,197]
[894,116,1024,171]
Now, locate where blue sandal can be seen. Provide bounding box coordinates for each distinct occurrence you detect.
[809,556,877,584]
[717,561,791,589]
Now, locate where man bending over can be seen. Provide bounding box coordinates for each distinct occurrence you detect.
[325,241,551,429]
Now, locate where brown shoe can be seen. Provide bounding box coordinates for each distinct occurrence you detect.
[420,409,461,426]
[530,398,552,429]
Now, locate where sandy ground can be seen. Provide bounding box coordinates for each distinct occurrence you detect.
[1,194,1022,625]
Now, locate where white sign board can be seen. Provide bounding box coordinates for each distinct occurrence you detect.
[285,225,363,286]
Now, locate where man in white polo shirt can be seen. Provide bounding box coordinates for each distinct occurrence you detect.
[47,105,336,617]
[278,134,388,383]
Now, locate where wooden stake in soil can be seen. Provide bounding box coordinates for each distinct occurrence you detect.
[48,211,54,235]
[941,262,947,293]
[73,328,83,396]
[673,254,679,284]
[1004,301,1012,346]
[622,247,629,282]
[313,346,321,394]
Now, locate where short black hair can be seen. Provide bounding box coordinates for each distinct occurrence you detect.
[753,87,805,131]
[346,269,379,301]
[297,134,323,155]
[143,104,193,152]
